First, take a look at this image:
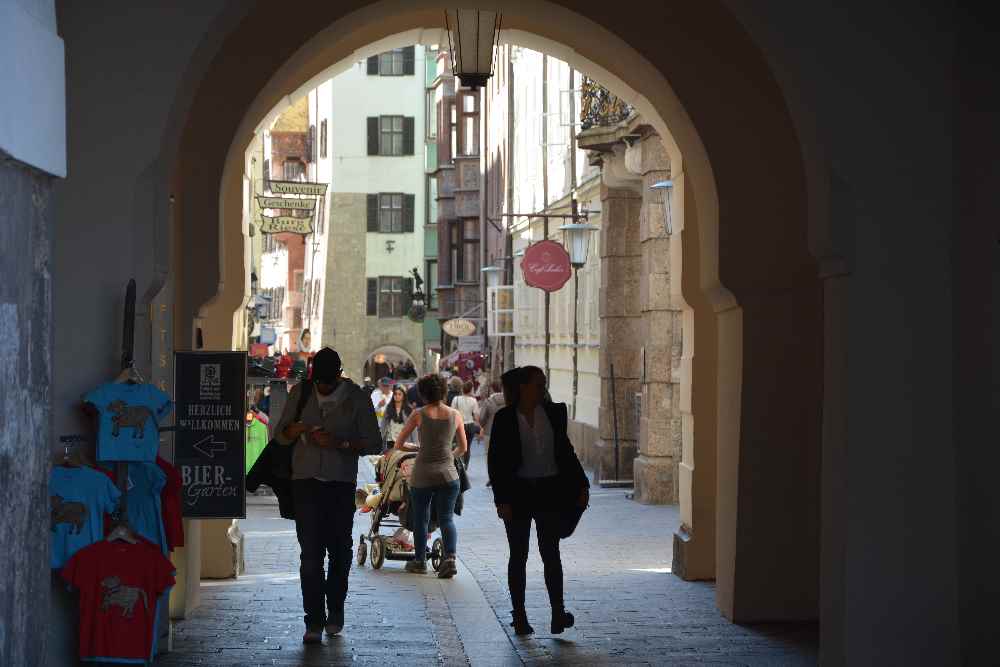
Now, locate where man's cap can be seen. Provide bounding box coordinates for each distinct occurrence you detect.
[311,347,342,383]
[378,377,392,386]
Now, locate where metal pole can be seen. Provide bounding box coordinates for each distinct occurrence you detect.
[609,361,620,482]
[572,266,579,421]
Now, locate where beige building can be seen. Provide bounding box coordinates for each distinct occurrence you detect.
[482,47,679,503]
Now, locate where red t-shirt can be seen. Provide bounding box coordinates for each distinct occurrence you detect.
[62,539,175,662]
[156,457,184,551]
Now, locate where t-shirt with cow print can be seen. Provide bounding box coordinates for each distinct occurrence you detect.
[49,465,121,569]
[84,382,173,462]
[62,538,175,663]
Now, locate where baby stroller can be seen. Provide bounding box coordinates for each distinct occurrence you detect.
[356,449,445,572]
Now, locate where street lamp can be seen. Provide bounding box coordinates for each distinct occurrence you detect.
[649,179,674,235]
[481,264,502,289]
[444,9,502,89]
[559,222,598,420]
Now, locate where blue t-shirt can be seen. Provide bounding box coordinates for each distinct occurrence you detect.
[84,383,173,462]
[123,463,168,554]
[50,466,121,569]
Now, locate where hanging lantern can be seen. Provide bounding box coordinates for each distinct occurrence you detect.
[444,9,502,89]
[558,223,599,268]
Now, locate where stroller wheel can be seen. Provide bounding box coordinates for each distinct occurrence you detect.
[371,536,386,570]
[356,539,368,567]
[430,538,444,572]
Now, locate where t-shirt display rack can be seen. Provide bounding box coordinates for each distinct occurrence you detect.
[55,278,180,665]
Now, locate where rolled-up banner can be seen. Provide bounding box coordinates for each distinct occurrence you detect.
[258,215,313,235]
[266,180,328,196]
[256,196,316,211]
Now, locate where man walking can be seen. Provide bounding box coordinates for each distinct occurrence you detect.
[273,348,382,643]
[370,377,393,422]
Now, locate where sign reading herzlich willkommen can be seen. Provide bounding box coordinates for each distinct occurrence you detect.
[174,351,247,518]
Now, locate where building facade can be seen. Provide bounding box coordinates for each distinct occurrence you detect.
[430,51,484,358]
[308,47,428,380]
[478,48,681,503]
[256,97,311,356]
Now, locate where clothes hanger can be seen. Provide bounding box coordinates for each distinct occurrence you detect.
[106,522,137,544]
[114,363,144,385]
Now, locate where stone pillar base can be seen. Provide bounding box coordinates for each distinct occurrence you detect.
[593,438,637,482]
[632,455,675,504]
[672,526,715,581]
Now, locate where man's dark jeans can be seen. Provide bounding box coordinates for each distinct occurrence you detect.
[292,478,355,629]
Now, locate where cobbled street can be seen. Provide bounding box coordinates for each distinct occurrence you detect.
[158,450,817,666]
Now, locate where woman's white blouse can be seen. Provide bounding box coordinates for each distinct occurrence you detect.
[516,406,559,479]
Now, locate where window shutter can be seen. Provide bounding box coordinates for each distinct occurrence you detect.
[402,277,414,316]
[367,117,379,155]
[403,116,415,155]
[367,56,379,75]
[367,278,378,316]
[403,46,415,75]
[308,125,316,162]
[367,194,379,232]
[403,194,415,232]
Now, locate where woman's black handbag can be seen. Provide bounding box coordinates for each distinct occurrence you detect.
[559,503,586,539]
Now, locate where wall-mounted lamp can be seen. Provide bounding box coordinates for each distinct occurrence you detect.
[649,179,674,236]
[481,265,503,289]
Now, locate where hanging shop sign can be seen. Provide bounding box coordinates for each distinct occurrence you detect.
[258,215,313,235]
[521,239,572,292]
[266,180,328,196]
[457,336,483,352]
[174,351,247,518]
[442,318,477,338]
[256,196,316,211]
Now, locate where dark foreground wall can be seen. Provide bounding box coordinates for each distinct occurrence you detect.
[0,154,53,666]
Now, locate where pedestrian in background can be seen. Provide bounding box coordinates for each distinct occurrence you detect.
[487,366,590,637]
[381,385,413,452]
[446,375,463,407]
[371,377,393,422]
[393,374,468,578]
[450,381,480,469]
[478,380,505,457]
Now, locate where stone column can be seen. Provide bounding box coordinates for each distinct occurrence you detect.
[595,183,643,481]
[634,137,681,504]
[0,155,54,666]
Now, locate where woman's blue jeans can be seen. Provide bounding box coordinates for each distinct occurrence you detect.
[410,479,460,561]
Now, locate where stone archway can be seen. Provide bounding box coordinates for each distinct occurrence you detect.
[166,0,824,628]
[364,344,420,382]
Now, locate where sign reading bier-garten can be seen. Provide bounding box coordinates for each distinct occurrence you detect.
[174,351,247,518]
[521,239,572,292]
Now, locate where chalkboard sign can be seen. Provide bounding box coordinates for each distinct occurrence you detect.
[174,351,247,518]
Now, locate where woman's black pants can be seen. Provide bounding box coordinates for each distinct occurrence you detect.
[503,478,564,612]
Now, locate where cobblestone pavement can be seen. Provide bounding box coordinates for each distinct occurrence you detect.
[158,449,817,666]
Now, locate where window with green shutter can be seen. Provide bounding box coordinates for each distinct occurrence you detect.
[368,116,415,156]
[366,278,378,316]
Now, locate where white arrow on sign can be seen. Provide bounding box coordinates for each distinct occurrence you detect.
[192,435,227,458]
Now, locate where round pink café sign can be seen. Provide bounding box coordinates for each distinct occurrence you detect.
[521,240,572,292]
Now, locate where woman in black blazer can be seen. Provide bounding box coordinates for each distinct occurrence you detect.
[487,366,590,636]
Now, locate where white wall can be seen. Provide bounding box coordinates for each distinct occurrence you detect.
[305,82,333,346]
[0,0,65,176]
[500,46,601,426]
[328,52,426,280]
